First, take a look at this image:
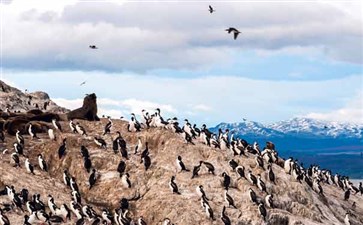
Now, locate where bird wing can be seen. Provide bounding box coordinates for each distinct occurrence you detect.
[234,32,239,40]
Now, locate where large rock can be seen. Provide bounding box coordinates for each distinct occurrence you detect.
[67,93,100,121]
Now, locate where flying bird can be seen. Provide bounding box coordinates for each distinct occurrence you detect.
[89,45,98,49]
[208,5,215,13]
[80,81,86,86]
[225,27,241,40]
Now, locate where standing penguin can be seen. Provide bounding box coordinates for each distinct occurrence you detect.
[89,169,97,189]
[121,173,131,188]
[117,160,126,177]
[176,156,190,172]
[134,137,142,155]
[258,203,267,221]
[191,161,203,179]
[28,123,37,139]
[11,153,21,167]
[141,154,151,171]
[52,119,62,132]
[224,190,237,209]
[257,174,267,193]
[103,117,113,135]
[16,130,24,145]
[344,189,350,201]
[169,176,181,194]
[221,206,231,225]
[203,161,215,175]
[248,188,257,204]
[58,138,67,159]
[25,158,35,175]
[267,164,276,184]
[265,194,274,208]
[222,172,231,190]
[48,128,56,141]
[38,154,47,172]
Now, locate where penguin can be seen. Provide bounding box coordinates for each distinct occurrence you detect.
[48,195,58,215]
[222,172,231,190]
[57,204,71,221]
[248,188,257,204]
[134,137,142,154]
[76,122,87,136]
[247,171,257,186]
[221,206,231,225]
[38,154,47,172]
[255,155,264,168]
[49,215,64,223]
[236,166,246,180]
[94,137,107,149]
[11,152,21,167]
[34,194,45,211]
[63,170,71,187]
[121,173,131,188]
[284,157,293,174]
[205,204,215,220]
[228,159,238,171]
[69,120,77,133]
[257,174,267,193]
[224,190,237,209]
[80,146,90,159]
[16,130,24,145]
[25,158,35,175]
[101,209,113,225]
[89,169,97,189]
[138,216,147,225]
[344,212,351,225]
[26,201,36,214]
[196,185,208,200]
[52,118,62,132]
[14,142,24,155]
[267,164,276,184]
[258,203,267,221]
[265,194,274,208]
[191,161,203,179]
[140,142,149,159]
[84,157,92,173]
[176,156,190,172]
[28,123,37,139]
[128,115,141,132]
[0,210,10,225]
[118,136,128,159]
[359,182,363,195]
[344,189,350,201]
[183,132,195,145]
[141,154,151,171]
[117,160,126,177]
[48,128,56,141]
[169,176,181,194]
[58,138,67,159]
[203,161,215,175]
[70,177,80,193]
[24,213,36,225]
[72,190,81,204]
[103,117,113,135]
[20,188,29,203]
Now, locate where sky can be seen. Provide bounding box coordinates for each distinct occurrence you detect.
[1,0,362,125]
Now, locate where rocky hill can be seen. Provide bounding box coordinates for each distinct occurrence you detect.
[0,80,69,114]
[0,117,362,224]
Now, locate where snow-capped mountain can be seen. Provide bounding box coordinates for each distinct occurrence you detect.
[211,117,363,139]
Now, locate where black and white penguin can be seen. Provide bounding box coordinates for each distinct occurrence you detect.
[48,195,58,215]
[84,156,92,173]
[58,138,67,159]
[258,203,267,221]
[11,152,20,167]
[228,159,238,171]
[140,142,149,159]
[103,117,113,135]
[117,160,126,177]
[69,120,77,133]
[16,130,24,145]
[0,209,10,225]
[80,146,90,159]
[235,166,246,180]
[205,204,215,220]
[72,190,81,204]
[255,155,264,168]
[141,154,151,171]
[267,164,276,184]
[221,206,231,225]
[76,122,87,136]
[48,128,56,141]
[25,158,35,175]
[222,172,231,190]
[191,161,203,179]
[247,171,257,186]
[257,174,267,193]
[101,209,113,225]
[37,154,47,172]
[28,123,37,139]
[70,177,80,193]
[284,157,293,174]
[196,185,208,200]
[89,169,97,189]
[13,142,23,155]
[94,137,107,149]
[169,176,181,194]
[176,156,190,172]
[128,114,141,132]
[344,189,350,201]
[203,161,215,175]
[121,173,131,188]
[118,135,128,159]
[224,190,237,209]
[52,118,62,132]
[134,137,142,154]
[265,194,274,208]
[248,188,257,204]
[138,216,147,225]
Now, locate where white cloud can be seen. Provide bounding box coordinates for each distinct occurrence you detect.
[305,91,363,124]
[193,104,212,112]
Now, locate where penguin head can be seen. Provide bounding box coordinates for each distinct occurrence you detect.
[177,156,182,160]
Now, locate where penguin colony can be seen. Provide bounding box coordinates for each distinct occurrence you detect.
[0,106,362,225]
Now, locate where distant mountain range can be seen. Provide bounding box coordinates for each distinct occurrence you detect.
[210,117,363,178]
[211,117,363,139]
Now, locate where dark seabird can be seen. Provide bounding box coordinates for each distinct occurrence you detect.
[222,172,231,190]
[203,161,215,175]
[169,176,181,194]
[221,206,231,225]
[58,138,67,159]
[225,27,241,40]
[191,161,203,179]
[258,203,267,221]
[89,45,98,49]
[208,5,215,13]
[89,169,97,189]
[117,160,126,177]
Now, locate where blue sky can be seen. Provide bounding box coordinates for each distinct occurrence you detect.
[1,0,362,125]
